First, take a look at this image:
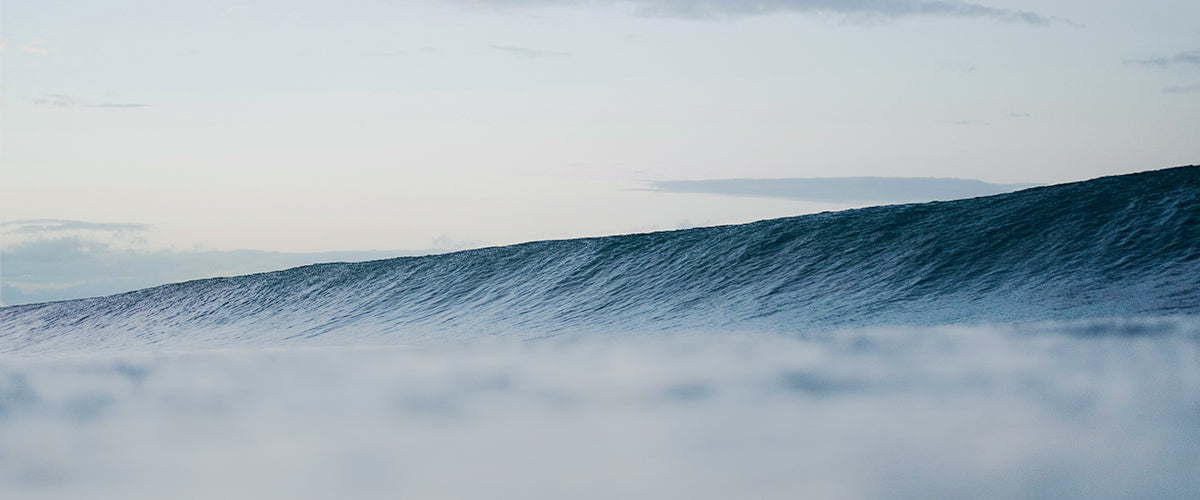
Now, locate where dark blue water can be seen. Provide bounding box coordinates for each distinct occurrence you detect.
[1,165,1198,352]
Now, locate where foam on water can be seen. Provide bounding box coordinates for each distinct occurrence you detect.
[2,319,1199,499]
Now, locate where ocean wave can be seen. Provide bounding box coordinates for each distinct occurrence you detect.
[2,165,1197,353]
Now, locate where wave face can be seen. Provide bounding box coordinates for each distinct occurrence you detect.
[2,166,1198,352]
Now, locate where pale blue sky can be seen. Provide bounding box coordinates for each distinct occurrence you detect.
[2,0,1199,302]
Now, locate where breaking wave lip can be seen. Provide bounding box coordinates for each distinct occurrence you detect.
[1,164,1198,353]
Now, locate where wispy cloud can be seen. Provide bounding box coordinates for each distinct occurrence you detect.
[0,38,7,51]
[431,235,486,251]
[491,44,571,58]
[1128,49,1200,68]
[2,219,154,255]
[2,219,151,235]
[645,177,1038,204]
[641,0,1048,23]
[465,0,1051,24]
[18,37,48,55]
[27,94,151,109]
[1164,82,1200,94]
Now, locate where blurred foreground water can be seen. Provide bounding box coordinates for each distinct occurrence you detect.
[3,319,1199,499]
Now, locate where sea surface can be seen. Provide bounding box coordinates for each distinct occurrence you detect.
[1,166,1198,498]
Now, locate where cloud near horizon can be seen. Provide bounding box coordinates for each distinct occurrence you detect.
[2,219,151,234]
[27,94,151,109]
[0,219,469,306]
[491,44,571,58]
[466,0,1051,24]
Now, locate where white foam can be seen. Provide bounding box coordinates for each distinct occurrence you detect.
[2,320,1198,498]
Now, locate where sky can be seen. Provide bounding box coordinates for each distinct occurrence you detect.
[2,0,1199,304]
